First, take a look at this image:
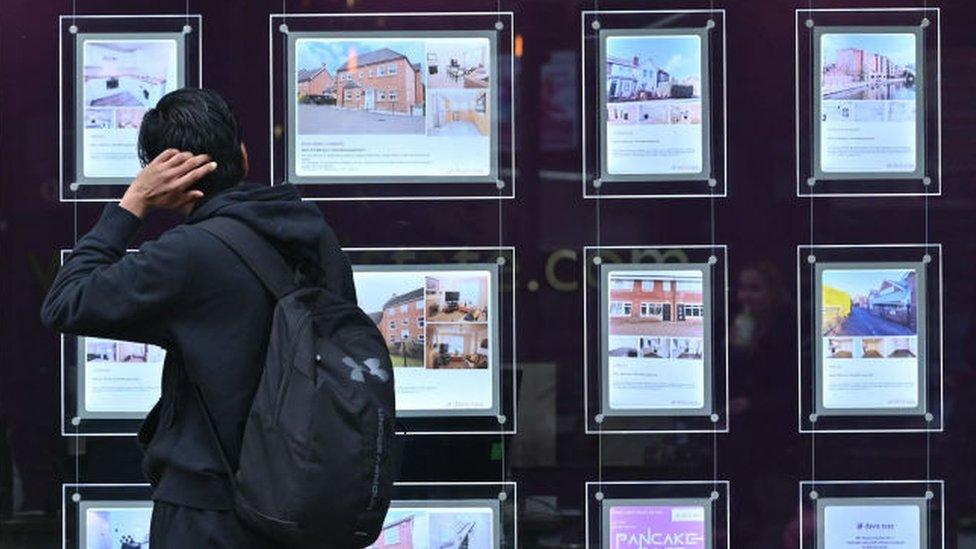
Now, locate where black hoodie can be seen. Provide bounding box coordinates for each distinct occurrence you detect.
[42,183,356,509]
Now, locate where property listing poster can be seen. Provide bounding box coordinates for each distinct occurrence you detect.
[84,504,153,549]
[82,38,180,179]
[368,505,495,549]
[820,267,921,411]
[353,268,494,413]
[606,270,707,412]
[604,33,705,177]
[82,337,165,415]
[822,503,922,549]
[608,504,707,549]
[819,32,919,175]
[294,36,493,179]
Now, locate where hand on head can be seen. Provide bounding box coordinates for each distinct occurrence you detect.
[120,149,217,218]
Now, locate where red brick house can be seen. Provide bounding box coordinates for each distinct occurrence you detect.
[609,273,704,323]
[368,514,415,549]
[297,65,335,99]
[377,287,425,347]
[336,48,424,114]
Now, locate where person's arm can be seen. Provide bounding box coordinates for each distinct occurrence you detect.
[41,208,191,345]
[41,149,216,344]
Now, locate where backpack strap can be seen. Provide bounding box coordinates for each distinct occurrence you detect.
[195,216,297,300]
[188,216,297,488]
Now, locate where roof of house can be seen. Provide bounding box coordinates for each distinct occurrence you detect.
[337,48,408,71]
[382,287,424,310]
[368,311,384,326]
[870,280,911,306]
[297,66,331,82]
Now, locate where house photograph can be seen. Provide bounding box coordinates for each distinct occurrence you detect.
[84,109,113,129]
[426,272,490,323]
[428,509,493,549]
[827,337,855,358]
[368,508,493,549]
[116,107,148,129]
[426,39,490,89]
[821,33,917,101]
[428,90,490,137]
[671,337,704,360]
[85,338,118,362]
[85,507,152,549]
[295,39,426,135]
[860,336,917,359]
[83,39,177,108]
[368,510,420,549]
[821,268,918,337]
[608,271,705,339]
[605,34,703,126]
[607,335,671,359]
[426,323,489,369]
[354,271,427,367]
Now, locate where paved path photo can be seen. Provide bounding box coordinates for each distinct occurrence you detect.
[297,104,424,134]
[836,307,914,336]
[610,318,703,337]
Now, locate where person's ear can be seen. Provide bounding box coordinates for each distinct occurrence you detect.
[240,142,250,179]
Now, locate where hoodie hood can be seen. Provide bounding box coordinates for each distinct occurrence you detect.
[186,182,327,265]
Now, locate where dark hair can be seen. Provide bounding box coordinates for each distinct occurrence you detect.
[137,88,245,196]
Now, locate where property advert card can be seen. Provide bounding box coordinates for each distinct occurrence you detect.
[605,269,708,413]
[818,31,920,176]
[609,504,707,549]
[603,32,706,178]
[81,37,180,179]
[353,266,497,415]
[294,35,494,180]
[819,265,923,412]
[822,503,922,549]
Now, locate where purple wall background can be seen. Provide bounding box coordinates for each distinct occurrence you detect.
[2,0,976,547]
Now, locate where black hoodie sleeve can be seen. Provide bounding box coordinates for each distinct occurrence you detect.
[41,204,191,346]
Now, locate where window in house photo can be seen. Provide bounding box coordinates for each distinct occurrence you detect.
[611,279,634,291]
[610,301,633,317]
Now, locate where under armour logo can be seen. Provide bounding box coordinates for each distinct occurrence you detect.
[342,356,390,383]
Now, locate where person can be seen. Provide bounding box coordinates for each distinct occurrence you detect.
[41,88,357,548]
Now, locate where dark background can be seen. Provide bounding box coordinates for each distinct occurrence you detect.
[2,0,975,547]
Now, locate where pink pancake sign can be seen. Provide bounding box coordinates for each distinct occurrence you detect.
[609,505,707,549]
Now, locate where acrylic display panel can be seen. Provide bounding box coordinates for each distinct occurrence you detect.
[271,12,515,200]
[60,15,202,201]
[62,335,165,436]
[797,245,943,433]
[796,8,941,196]
[382,483,516,549]
[799,481,944,549]
[62,484,153,549]
[584,246,728,434]
[59,251,165,436]
[347,247,516,434]
[586,482,729,549]
[582,10,727,198]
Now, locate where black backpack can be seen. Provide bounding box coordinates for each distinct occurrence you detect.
[194,216,398,548]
